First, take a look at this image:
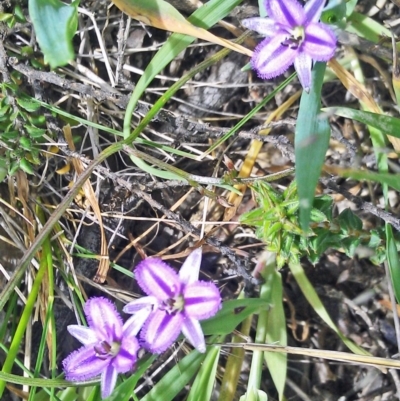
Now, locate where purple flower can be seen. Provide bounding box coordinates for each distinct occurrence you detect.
[242,0,336,91]
[63,297,149,399]
[123,248,221,354]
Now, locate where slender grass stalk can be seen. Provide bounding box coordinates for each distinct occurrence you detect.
[0,251,49,396]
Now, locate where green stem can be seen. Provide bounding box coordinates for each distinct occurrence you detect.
[0,247,49,396]
[247,281,270,391]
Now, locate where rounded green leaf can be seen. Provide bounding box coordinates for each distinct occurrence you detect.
[29,0,78,68]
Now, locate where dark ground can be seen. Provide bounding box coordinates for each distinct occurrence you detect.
[1,0,400,400]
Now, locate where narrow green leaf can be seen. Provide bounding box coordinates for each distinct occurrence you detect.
[347,12,391,43]
[104,355,156,401]
[337,169,400,192]
[121,0,244,138]
[325,107,400,139]
[295,62,330,230]
[288,261,370,356]
[141,350,205,401]
[28,0,78,68]
[201,299,268,336]
[187,346,220,401]
[263,267,287,401]
[386,224,400,303]
[0,251,49,396]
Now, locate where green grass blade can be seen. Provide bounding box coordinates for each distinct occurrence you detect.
[295,62,330,230]
[140,350,206,401]
[104,355,157,401]
[346,12,391,43]
[187,345,221,401]
[333,169,400,192]
[205,73,296,155]
[386,224,400,303]
[262,262,287,401]
[288,260,370,356]
[122,0,244,138]
[0,248,50,396]
[325,107,400,138]
[201,298,269,336]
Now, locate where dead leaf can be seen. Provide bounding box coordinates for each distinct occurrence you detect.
[63,125,109,283]
[111,0,253,57]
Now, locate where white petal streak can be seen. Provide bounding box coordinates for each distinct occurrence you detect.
[241,17,277,37]
[123,306,153,337]
[179,248,202,286]
[294,53,312,91]
[253,35,297,79]
[304,0,325,24]
[101,364,118,399]
[123,296,157,314]
[182,318,206,353]
[67,325,97,345]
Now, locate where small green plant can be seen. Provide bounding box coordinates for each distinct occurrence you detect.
[0,83,47,178]
[240,180,386,267]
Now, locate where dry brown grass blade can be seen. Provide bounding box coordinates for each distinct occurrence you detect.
[328,58,400,152]
[111,0,253,57]
[229,342,400,372]
[223,90,301,221]
[63,125,109,283]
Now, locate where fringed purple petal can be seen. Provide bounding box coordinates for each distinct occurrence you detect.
[179,248,202,286]
[112,336,139,373]
[183,281,221,320]
[84,297,123,342]
[294,53,312,92]
[67,325,97,345]
[241,17,277,37]
[182,318,206,353]
[123,306,153,337]
[141,310,183,353]
[265,0,305,27]
[303,23,336,60]
[135,258,181,299]
[63,345,109,381]
[252,35,298,79]
[101,364,118,399]
[304,0,326,24]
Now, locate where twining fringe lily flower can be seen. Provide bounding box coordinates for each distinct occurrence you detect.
[124,248,221,354]
[63,297,149,399]
[242,0,336,91]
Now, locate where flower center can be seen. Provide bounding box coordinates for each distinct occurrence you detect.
[281,26,305,49]
[161,295,185,315]
[94,341,121,360]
